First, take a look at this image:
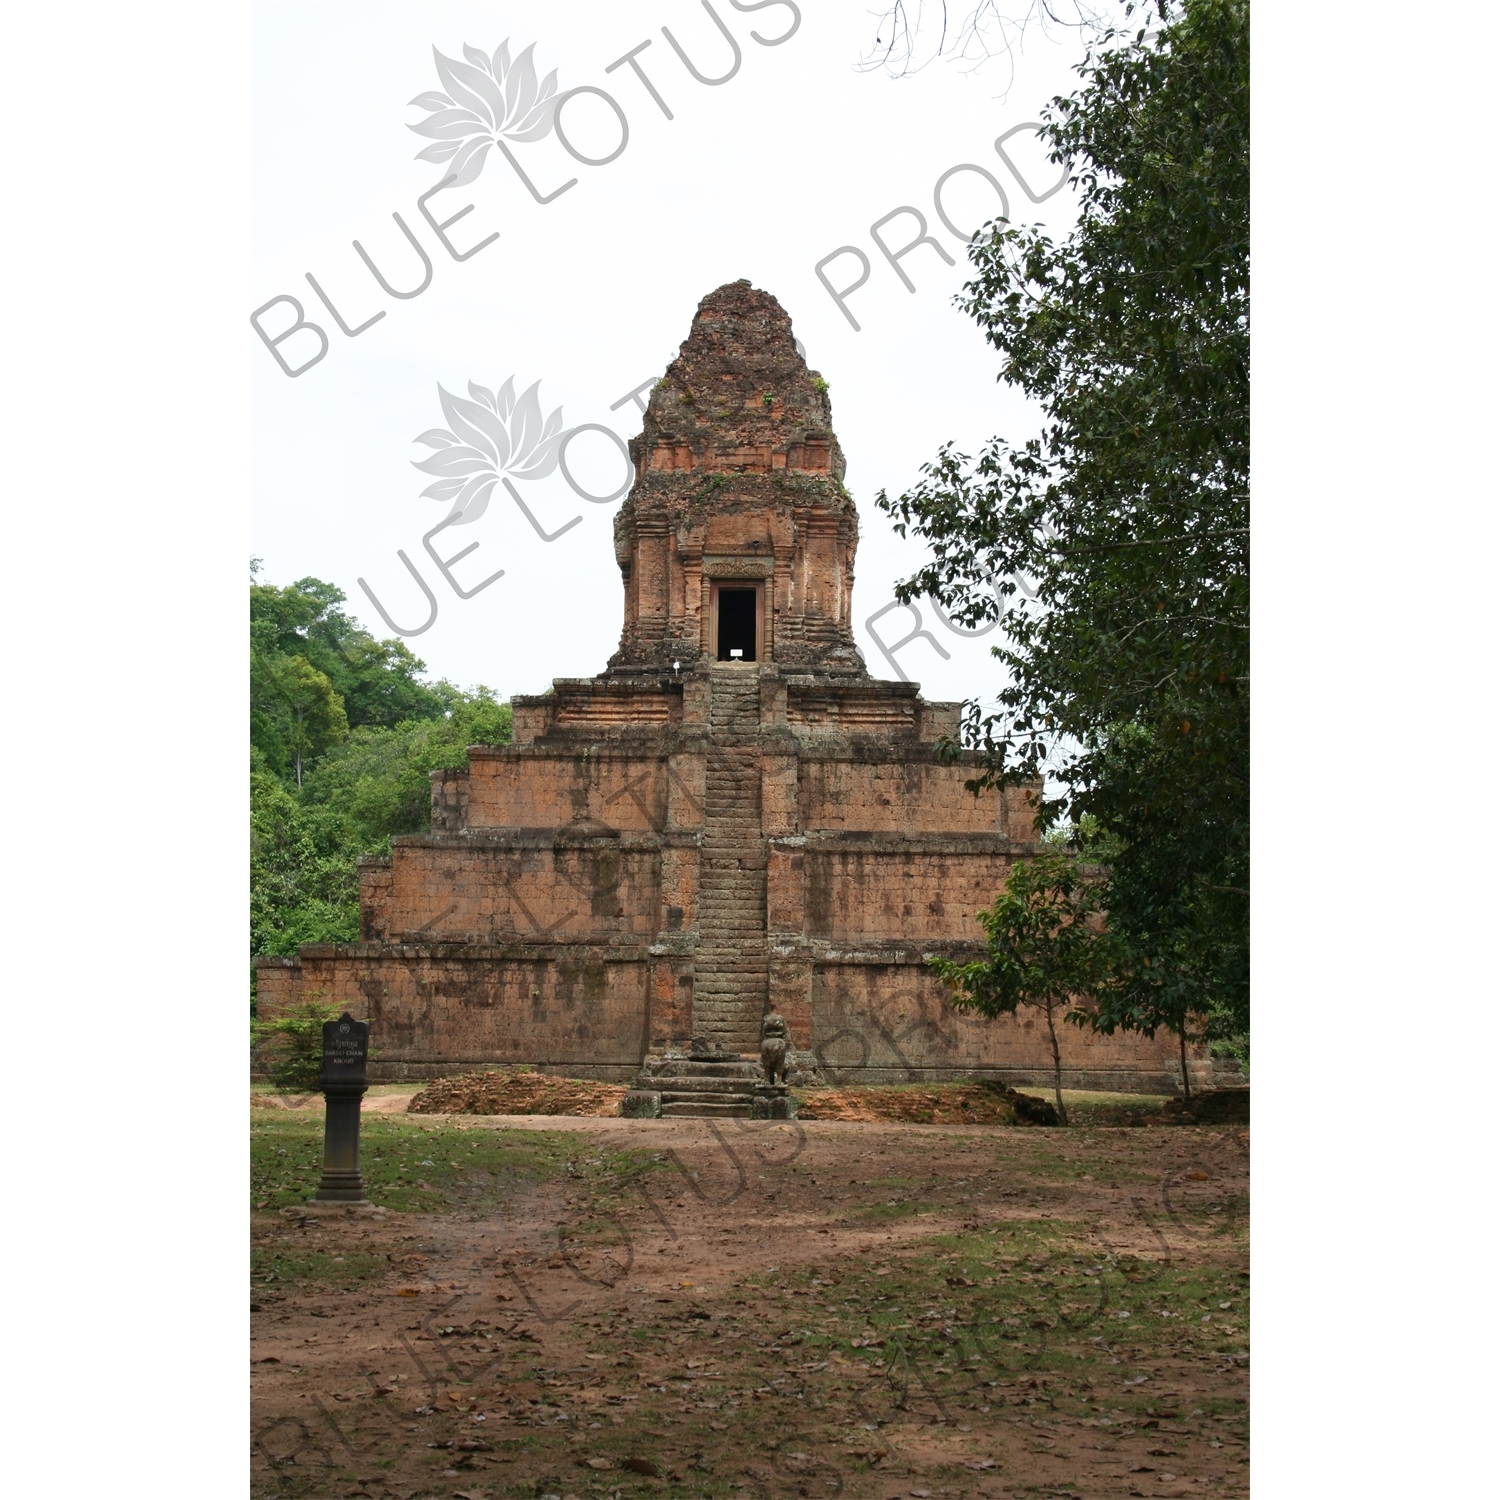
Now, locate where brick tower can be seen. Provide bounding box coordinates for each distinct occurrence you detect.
[607,278,864,679]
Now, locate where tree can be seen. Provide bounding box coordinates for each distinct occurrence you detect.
[251,997,342,1095]
[932,851,1114,1122]
[877,0,1248,1064]
[251,569,451,730]
[248,567,513,973]
[253,651,348,787]
[250,766,361,958]
[299,692,513,846]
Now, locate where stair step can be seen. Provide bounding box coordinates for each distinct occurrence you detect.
[642,1065,756,1080]
[659,1101,753,1118]
[656,1082,756,1099]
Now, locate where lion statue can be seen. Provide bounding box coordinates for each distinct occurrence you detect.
[760,1010,789,1085]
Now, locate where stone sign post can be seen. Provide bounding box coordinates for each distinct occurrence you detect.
[313,1012,369,1203]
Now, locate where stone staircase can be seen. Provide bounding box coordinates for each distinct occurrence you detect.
[689,668,768,1059]
[620,668,773,1119]
[631,1055,761,1118]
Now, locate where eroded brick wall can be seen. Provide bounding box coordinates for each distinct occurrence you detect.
[254,956,302,1017]
[358,859,393,941]
[430,769,468,833]
[287,945,658,1081]
[799,757,1003,834]
[796,842,1019,946]
[378,837,664,945]
[465,749,669,831]
[810,961,1208,1092]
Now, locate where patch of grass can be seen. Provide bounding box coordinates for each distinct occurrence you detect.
[847,1198,929,1224]
[249,1081,421,1100]
[250,1246,388,1289]
[1001,1146,1159,1184]
[250,1112,657,1213]
[1056,1089,1176,1126]
[735,1216,1249,1417]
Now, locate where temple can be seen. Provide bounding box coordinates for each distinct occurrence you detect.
[256,282,1203,1099]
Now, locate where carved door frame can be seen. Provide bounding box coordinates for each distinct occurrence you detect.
[707,579,765,663]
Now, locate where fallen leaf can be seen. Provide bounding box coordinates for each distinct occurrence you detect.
[585,1459,614,1470]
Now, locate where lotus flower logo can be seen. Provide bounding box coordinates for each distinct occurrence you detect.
[413,379,567,526]
[408,41,560,188]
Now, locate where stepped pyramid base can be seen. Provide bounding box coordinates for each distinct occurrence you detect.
[254,283,1200,1095]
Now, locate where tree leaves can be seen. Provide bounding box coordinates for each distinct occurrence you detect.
[250,568,513,962]
[934,851,1114,1022]
[878,0,1249,1050]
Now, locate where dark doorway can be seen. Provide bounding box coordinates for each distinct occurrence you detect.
[717,587,758,661]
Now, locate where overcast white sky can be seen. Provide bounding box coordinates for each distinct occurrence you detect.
[252,0,1087,704]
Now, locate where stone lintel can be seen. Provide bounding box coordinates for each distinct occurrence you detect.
[702,554,774,578]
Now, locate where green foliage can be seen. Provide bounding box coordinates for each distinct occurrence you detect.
[250,766,362,957]
[878,0,1248,1058]
[812,376,829,393]
[251,997,341,1094]
[298,691,511,845]
[250,566,452,735]
[933,852,1116,1122]
[934,853,1113,1020]
[250,649,348,787]
[249,566,511,968]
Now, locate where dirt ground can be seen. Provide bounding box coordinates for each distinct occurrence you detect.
[251,1104,1248,1500]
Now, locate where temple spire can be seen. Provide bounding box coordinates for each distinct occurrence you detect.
[608,282,864,676]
